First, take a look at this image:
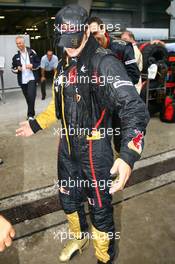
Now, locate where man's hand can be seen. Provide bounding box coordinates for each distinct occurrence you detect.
[150,40,165,46]
[16,121,34,137]
[41,76,46,82]
[17,66,22,71]
[26,64,33,70]
[109,158,132,194]
[0,215,15,252]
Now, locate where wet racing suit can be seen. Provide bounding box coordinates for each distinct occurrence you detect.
[105,32,141,153]
[29,35,149,263]
[105,33,140,85]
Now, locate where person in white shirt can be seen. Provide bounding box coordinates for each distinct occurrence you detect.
[40,50,58,100]
[12,36,40,119]
[121,31,143,94]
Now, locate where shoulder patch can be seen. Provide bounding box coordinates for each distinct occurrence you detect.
[95,47,108,54]
[111,38,127,46]
[128,130,144,155]
[113,80,133,89]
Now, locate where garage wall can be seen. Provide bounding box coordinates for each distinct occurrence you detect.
[90,10,132,30]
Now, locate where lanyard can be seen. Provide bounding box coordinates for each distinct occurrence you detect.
[20,50,28,65]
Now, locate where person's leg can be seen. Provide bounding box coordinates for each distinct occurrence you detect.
[41,79,46,100]
[58,137,89,262]
[47,70,54,88]
[27,80,37,118]
[83,136,118,264]
[41,71,54,100]
[21,84,30,118]
[90,194,116,264]
[21,84,29,102]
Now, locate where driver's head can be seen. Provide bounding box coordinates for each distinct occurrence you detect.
[16,36,26,51]
[121,31,136,43]
[88,17,107,48]
[54,4,90,58]
[47,50,53,61]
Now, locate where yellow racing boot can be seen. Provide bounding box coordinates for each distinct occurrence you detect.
[59,236,89,262]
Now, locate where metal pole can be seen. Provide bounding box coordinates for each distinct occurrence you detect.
[170,17,175,38]
[166,0,175,38]
[0,70,5,104]
[146,78,149,109]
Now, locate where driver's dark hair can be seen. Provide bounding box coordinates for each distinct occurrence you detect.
[88,16,104,30]
[121,30,136,41]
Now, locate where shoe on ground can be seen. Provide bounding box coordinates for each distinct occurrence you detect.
[0,159,3,165]
[59,236,89,262]
[97,260,113,264]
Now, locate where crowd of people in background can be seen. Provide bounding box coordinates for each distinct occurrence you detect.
[11,23,143,122]
[12,37,59,120]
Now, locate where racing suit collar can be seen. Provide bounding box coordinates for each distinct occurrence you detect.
[104,32,110,49]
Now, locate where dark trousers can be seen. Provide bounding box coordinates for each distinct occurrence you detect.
[58,135,117,263]
[21,80,37,118]
[41,70,54,98]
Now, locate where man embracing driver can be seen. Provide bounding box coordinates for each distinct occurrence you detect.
[16,5,149,264]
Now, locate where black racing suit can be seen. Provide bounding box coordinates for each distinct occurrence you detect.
[30,35,149,263]
[105,32,141,153]
[105,33,140,85]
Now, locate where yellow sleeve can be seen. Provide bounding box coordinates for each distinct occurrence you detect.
[36,81,57,129]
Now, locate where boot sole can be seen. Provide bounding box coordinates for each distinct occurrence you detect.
[59,239,90,263]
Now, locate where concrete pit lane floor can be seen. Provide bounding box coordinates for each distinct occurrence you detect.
[0,86,175,264]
